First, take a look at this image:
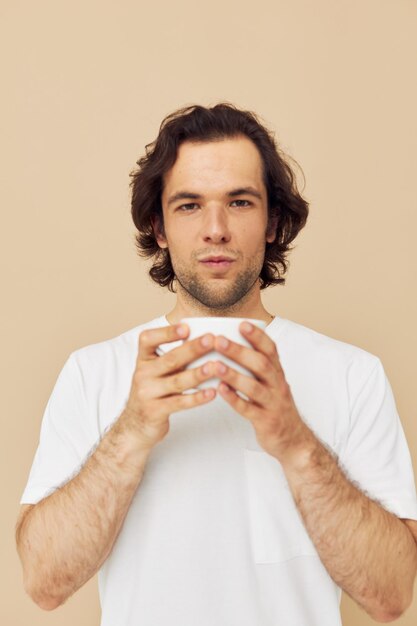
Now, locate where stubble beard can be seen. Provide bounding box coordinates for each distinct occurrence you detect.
[171,253,265,316]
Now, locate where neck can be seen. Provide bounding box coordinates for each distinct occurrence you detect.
[165,279,275,327]
[165,308,274,326]
[165,301,274,324]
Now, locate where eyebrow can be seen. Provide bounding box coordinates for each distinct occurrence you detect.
[167,186,263,207]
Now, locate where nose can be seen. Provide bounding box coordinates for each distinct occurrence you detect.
[200,207,232,244]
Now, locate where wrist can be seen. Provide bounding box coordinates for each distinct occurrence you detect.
[120,407,168,451]
[276,419,319,473]
[102,410,154,473]
[277,423,339,499]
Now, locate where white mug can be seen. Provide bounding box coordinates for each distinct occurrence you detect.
[179,317,267,397]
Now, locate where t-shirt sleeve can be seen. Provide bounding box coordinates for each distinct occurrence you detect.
[339,356,417,520]
[20,352,98,504]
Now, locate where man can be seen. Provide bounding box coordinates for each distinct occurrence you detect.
[16,103,417,625]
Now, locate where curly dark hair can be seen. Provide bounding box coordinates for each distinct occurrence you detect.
[130,102,309,292]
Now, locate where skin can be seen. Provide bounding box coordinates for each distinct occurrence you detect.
[154,135,417,620]
[153,134,278,325]
[16,135,417,619]
[199,321,417,622]
[15,327,224,609]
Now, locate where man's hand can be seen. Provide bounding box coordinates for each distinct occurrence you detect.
[206,320,312,460]
[124,322,219,449]
[207,320,417,621]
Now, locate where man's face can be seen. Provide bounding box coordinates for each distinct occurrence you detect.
[155,135,277,312]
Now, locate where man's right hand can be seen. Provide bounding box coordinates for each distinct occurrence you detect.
[123,323,217,450]
[16,321,218,611]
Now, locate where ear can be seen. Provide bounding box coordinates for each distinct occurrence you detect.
[151,214,168,249]
[266,214,279,244]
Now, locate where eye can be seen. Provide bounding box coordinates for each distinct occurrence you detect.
[231,199,252,207]
[178,203,198,211]
[177,199,252,211]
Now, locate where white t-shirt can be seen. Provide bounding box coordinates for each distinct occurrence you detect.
[21,315,417,626]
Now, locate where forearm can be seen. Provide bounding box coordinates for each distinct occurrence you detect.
[16,410,153,610]
[279,425,417,622]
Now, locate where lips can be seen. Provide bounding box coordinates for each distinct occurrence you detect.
[201,259,234,272]
[200,256,235,262]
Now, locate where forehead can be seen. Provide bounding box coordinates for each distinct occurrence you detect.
[162,135,265,194]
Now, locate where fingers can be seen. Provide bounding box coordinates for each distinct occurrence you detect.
[132,357,218,418]
[139,323,216,374]
[161,360,217,398]
[238,322,284,376]
[156,332,215,375]
[126,325,219,448]
[214,324,284,383]
[211,361,265,403]
[137,324,218,400]
[138,323,189,360]
[215,338,268,382]
[158,382,217,413]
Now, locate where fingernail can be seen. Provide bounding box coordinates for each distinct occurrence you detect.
[218,336,229,349]
[201,334,212,347]
[177,324,187,337]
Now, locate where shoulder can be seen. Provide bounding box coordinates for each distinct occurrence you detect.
[275,317,382,379]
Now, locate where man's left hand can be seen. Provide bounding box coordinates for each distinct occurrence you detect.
[213,321,312,461]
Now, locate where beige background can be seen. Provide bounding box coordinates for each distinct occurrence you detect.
[1,0,416,624]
